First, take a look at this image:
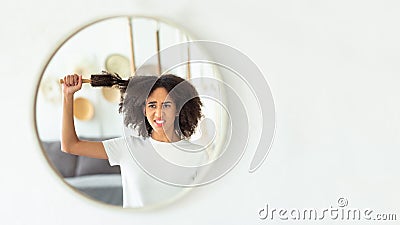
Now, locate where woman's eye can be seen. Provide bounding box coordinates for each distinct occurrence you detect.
[163,104,171,108]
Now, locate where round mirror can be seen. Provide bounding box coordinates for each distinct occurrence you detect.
[35,16,228,209]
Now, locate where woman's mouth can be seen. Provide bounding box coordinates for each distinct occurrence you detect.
[154,119,165,127]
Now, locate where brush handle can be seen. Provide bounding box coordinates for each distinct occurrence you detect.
[59,78,91,84]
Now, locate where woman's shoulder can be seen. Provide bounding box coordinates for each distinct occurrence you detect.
[103,135,150,146]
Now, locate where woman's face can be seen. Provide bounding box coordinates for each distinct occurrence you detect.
[145,87,178,139]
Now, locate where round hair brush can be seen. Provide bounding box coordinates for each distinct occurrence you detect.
[59,71,129,88]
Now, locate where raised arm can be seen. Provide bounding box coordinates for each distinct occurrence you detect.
[61,74,108,159]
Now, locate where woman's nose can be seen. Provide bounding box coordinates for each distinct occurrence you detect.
[155,106,162,117]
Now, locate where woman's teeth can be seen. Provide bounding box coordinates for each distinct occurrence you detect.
[155,119,165,124]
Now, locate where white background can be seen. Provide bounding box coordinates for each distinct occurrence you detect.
[1,0,399,224]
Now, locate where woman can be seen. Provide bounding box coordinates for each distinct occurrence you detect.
[61,74,207,208]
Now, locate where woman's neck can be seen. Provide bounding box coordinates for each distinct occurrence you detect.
[151,131,181,143]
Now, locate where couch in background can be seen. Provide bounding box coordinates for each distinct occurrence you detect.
[41,138,122,206]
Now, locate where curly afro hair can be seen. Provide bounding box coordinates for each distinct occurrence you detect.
[119,74,203,139]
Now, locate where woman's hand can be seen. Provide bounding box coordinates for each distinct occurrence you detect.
[62,74,82,96]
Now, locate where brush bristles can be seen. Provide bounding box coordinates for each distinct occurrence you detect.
[90,75,115,87]
[90,72,129,87]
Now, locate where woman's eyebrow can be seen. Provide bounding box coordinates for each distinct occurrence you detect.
[147,100,173,105]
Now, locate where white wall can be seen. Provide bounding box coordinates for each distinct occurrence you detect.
[1,0,400,224]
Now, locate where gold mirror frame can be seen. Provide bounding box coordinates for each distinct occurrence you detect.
[34,15,227,210]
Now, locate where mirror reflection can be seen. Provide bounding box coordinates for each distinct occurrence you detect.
[36,16,226,209]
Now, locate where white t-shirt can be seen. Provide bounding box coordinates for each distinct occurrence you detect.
[102,136,208,208]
